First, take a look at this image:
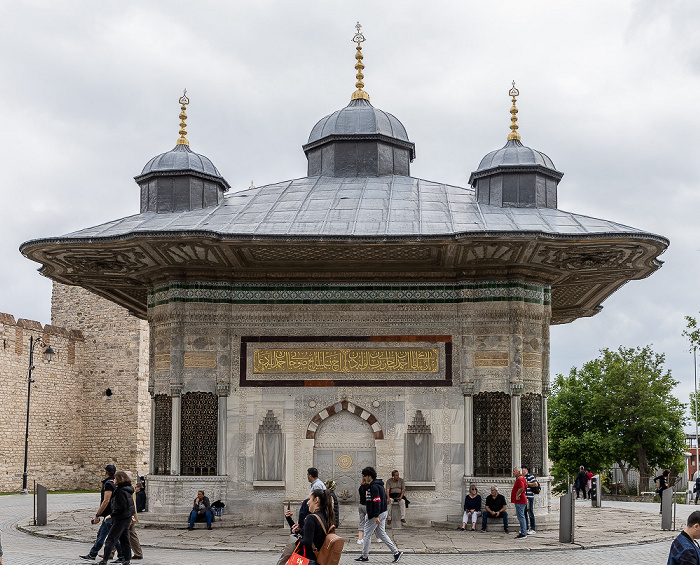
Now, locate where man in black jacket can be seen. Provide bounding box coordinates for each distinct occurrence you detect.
[355,466,403,563]
[576,466,588,499]
[80,464,124,562]
[98,471,135,565]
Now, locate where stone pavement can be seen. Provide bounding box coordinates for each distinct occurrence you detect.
[0,493,694,564]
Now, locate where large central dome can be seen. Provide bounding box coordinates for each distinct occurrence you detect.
[307,98,410,144]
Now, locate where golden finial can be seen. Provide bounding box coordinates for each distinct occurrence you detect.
[177,89,190,146]
[507,81,521,141]
[249,180,255,189]
[351,22,370,101]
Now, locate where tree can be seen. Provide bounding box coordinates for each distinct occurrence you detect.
[684,315,700,428]
[548,365,616,489]
[548,345,687,492]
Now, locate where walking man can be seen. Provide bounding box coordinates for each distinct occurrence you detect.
[668,510,700,564]
[80,464,123,561]
[511,466,528,539]
[97,471,135,565]
[576,465,587,499]
[521,464,537,534]
[355,466,403,563]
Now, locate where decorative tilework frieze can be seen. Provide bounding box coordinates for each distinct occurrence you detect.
[148,280,551,308]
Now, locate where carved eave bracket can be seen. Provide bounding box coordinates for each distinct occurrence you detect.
[20,230,668,324]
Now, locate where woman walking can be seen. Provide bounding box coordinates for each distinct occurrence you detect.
[293,489,334,563]
[98,471,135,565]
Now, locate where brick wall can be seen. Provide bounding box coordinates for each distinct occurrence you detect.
[0,283,150,492]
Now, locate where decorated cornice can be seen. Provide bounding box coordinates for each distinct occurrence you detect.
[21,232,666,324]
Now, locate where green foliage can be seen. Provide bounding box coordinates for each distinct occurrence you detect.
[690,391,700,428]
[548,345,687,490]
[683,315,700,352]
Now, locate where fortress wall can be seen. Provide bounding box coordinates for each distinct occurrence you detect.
[0,313,86,491]
[51,282,151,484]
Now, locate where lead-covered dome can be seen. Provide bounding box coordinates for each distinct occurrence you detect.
[469,84,563,209]
[133,93,229,213]
[139,144,224,178]
[307,98,410,144]
[474,139,557,172]
[303,98,416,178]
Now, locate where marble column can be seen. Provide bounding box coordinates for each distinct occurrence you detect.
[170,384,182,475]
[510,382,523,470]
[461,383,474,476]
[542,384,550,475]
[148,385,156,473]
[216,383,229,476]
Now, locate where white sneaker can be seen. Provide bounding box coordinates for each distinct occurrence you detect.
[357,539,364,545]
[528,529,536,535]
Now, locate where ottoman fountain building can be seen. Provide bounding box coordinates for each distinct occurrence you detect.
[21,26,667,525]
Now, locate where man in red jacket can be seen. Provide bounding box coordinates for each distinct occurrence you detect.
[511,466,528,539]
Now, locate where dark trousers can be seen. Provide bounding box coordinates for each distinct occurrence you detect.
[89,517,122,559]
[481,510,508,531]
[99,517,131,565]
[524,497,535,531]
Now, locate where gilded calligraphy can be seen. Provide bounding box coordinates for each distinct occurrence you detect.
[253,348,439,374]
[474,351,509,368]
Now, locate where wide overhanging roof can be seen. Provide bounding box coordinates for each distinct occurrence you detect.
[21,175,668,323]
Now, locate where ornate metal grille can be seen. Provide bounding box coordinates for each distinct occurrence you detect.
[152,394,172,475]
[181,392,218,476]
[473,392,511,477]
[521,393,543,475]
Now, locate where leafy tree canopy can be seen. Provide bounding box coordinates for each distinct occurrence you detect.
[548,345,687,490]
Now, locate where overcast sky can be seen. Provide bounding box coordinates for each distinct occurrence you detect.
[2,1,699,426]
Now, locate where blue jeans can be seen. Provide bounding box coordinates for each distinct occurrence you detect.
[524,497,535,531]
[515,503,527,536]
[481,510,508,531]
[189,509,212,528]
[89,517,122,558]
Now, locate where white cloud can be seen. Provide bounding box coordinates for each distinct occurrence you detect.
[2,0,698,425]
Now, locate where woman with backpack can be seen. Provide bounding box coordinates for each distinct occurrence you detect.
[294,489,334,563]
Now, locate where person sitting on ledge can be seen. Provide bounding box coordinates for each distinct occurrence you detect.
[481,486,509,533]
[187,490,213,530]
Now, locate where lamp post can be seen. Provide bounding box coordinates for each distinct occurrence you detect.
[21,335,54,494]
[695,347,698,483]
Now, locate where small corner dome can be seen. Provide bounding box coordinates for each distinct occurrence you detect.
[475,139,557,172]
[308,98,410,144]
[139,144,224,179]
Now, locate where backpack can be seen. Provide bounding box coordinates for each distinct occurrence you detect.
[530,481,541,495]
[312,514,344,565]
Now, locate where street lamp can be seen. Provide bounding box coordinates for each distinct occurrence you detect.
[21,335,54,494]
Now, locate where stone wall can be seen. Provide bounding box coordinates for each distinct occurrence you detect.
[51,283,151,484]
[0,283,150,492]
[0,313,86,491]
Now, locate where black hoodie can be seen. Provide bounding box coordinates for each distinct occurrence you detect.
[365,479,388,519]
[110,483,135,520]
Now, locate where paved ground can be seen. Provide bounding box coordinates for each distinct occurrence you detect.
[1,493,693,564]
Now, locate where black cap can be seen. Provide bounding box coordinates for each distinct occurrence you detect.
[104,464,116,475]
